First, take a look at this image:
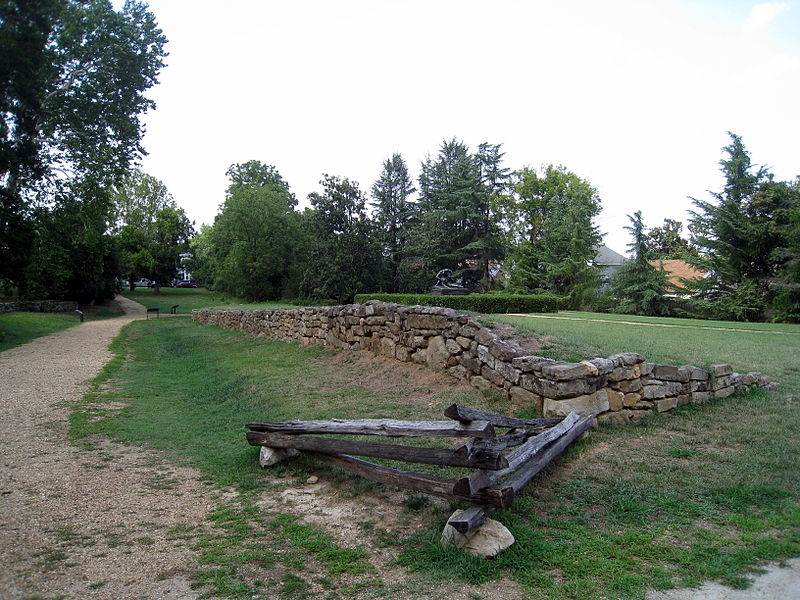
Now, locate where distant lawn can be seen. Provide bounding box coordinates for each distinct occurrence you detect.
[0,312,80,352]
[121,287,295,314]
[72,312,800,600]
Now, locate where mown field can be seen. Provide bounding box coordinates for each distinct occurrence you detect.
[70,308,800,600]
[121,286,294,314]
[0,311,80,352]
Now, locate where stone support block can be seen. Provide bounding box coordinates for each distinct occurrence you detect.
[543,389,610,417]
[655,397,678,412]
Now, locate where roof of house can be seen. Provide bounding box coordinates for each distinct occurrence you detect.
[594,245,627,266]
[648,259,707,289]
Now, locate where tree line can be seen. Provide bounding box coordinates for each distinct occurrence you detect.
[2,3,797,322]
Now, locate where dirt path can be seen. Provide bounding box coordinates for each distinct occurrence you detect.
[0,296,215,600]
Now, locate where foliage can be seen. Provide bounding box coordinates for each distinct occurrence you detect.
[504,165,603,308]
[610,211,671,316]
[112,169,194,293]
[0,0,167,297]
[354,293,561,313]
[688,133,800,321]
[370,153,415,293]
[401,139,506,292]
[206,161,306,302]
[644,218,698,260]
[301,174,381,304]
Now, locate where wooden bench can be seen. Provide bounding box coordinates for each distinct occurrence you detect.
[146,307,159,319]
[170,305,179,314]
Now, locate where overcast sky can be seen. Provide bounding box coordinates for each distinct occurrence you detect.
[136,0,800,254]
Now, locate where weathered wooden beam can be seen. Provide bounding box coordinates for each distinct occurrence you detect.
[444,404,563,430]
[304,451,514,508]
[452,412,581,495]
[447,505,496,534]
[246,431,509,470]
[504,414,594,493]
[246,418,495,439]
[457,429,533,458]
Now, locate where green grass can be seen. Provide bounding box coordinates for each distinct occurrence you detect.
[71,313,800,599]
[121,287,297,314]
[0,311,80,352]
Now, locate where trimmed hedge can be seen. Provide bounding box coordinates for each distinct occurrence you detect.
[353,293,561,314]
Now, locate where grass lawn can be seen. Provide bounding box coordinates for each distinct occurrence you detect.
[71,311,800,600]
[0,311,81,352]
[121,287,297,314]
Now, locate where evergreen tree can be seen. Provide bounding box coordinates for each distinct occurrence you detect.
[370,153,415,293]
[505,165,602,307]
[302,175,380,303]
[644,218,698,260]
[610,211,670,316]
[688,132,797,320]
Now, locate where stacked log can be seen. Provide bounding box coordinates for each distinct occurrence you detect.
[247,404,593,533]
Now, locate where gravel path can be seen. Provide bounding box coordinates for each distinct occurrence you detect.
[0,296,214,600]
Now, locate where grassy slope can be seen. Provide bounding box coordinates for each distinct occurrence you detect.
[0,312,80,352]
[71,311,800,600]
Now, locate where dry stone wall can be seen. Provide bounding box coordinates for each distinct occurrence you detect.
[192,301,773,424]
[0,301,79,314]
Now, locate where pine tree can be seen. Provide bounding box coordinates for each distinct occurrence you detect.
[370,153,415,293]
[610,211,670,316]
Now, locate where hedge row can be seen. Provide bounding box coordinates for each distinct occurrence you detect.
[353,293,562,314]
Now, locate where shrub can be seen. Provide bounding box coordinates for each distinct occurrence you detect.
[285,298,338,307]
[353,293,561,313]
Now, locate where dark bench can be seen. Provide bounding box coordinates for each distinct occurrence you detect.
[170,305,179,314]
[146,307,159,320]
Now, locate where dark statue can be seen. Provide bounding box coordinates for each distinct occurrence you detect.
[431,268,469,295]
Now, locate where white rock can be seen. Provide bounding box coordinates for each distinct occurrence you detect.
[259,446,300,468]
[441,511,515,558]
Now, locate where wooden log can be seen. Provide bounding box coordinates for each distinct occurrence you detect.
[447,505,496,534]
[504,414,594,494]
[452,412,581,495]
[458,429,533,458]
[246,418,495,439]
[444,404,563,430]
[246,431,509,470]
[304,451,514,508]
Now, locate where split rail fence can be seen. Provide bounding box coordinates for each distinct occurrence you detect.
[246,404,592,533]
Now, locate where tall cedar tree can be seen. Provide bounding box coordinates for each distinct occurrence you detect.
[506,165,602,308]
[370,153,415,293]
[610,211,670,316]
[207,161,305,301]
[688,133,798,320]
[302,175,381,303]
[403,139,505,291]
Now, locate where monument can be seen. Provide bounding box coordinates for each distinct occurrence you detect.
[431,268,469,295]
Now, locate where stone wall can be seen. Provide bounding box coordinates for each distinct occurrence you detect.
[0,301,79,314]
[192,301,772,424]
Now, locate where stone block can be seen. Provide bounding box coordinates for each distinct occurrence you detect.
[642,384,667,400]
[395,345,412,362]
[426,336,450,370]
[407,314,448,330]
[608,366,637,382]
[681,365,709,381]
[597,410,632,426]
[469,375,493,392]
[380,336,395,357]
[622,392,641,407]
[481,365,506,387]
[541,361,596,381]
[459,324,479,338]
[715,385,735,399]
[587,357,616,375]
[474,328,496,346]
[609,352,646,366]
[629,409,652,422]
[639,362,654,377]
[677,394,691,406]
[445,338,462,354]
[459,354,482,374]
[477,345,495,369]
[447,365,469,380]
[691,391,711,404]
[655,397,678,412]
[634,400,655,410]
[607,389,624,411]
[511,355,555,373]
[652,364,690,382]
[615,378,643,393]
[543,389,610,417]
[489,339,524,362]
[456,336,472,349]
[493,360,521,385]
[712,363,733,376]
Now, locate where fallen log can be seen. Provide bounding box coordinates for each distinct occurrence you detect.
[444,404,563,430]
[452,412,580,495]
[246,418,494,439]
[246,431,509,470]
[304,451,514,508]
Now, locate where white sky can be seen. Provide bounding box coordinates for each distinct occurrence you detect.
[136,0,800,255]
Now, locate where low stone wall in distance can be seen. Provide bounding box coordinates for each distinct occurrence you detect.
[0,301,79,314]
[192,301,773,424]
